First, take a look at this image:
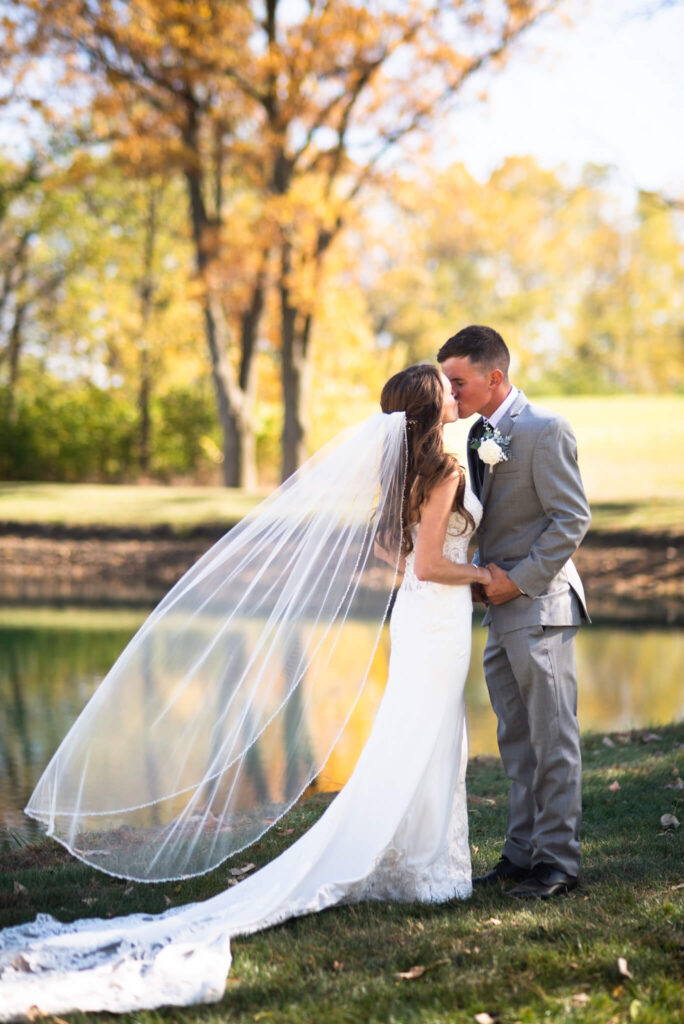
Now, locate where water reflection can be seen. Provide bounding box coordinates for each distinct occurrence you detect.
[1,608,682,850]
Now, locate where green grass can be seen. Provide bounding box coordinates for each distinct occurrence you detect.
[1,395,683,535]
[0,483,264,530]
[2,723,683,1023]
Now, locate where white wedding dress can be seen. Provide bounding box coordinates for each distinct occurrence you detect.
[0,491,481,1020]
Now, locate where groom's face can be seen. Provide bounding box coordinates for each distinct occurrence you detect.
[440,356,496,419]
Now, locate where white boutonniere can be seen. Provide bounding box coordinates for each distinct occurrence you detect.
[470,424,512,473]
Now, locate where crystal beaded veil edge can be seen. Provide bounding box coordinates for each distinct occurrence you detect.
[25,412,408,882]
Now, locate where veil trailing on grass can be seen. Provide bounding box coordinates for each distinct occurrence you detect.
[25,412,407,882]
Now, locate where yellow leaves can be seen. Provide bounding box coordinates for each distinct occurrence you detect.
[394,958,449,981]
[229,862,256,877]
[395,965,428,980]
[617,956,633,980]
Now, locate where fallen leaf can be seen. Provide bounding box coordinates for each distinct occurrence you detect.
[572,992,590,1005]
[471,844,479,855]
[163,895,172,906]
[609,780,621,791]
[630,999,643,1020]
[617,956,633,979]
[396,965,427,980]
[613,984,625,998]
[663,778,683,789]
[602,736,616,748]
[123,884,134,896]
[484,917,502,926]
[332,960,344,972]
[660,813,680,829]
[474,1014,496,1024]
[395,958,449,981]
[81,897,96,906]
[13,881,28,896]
[229,862,256,876]
[615,733,631,744]
[640,732,662,743]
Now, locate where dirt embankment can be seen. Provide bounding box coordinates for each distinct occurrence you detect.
[0,522,682,625]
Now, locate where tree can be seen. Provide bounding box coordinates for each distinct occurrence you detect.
[364,158,684,393]
[6,0,562,480]
[0,156,85,414]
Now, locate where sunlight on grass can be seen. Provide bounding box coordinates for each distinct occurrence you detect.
[1,396,682,533]
[0,484,264,529]
[446,394,684,504]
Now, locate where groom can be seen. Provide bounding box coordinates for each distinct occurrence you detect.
[438,325,591,899]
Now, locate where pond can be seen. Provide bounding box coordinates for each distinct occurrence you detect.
[1,606,683,851]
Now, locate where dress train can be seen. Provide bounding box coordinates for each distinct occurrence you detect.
[0,497,480,1019]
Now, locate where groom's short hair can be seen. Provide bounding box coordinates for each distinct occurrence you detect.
[437,325,510,377]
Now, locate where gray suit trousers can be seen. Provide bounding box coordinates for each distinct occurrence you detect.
[483,615,582,876]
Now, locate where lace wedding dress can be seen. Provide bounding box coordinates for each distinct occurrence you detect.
[0,490,481,1020]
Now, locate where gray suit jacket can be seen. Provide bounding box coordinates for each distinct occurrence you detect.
[468,391,591,632]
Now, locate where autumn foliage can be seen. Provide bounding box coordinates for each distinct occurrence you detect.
[1,2,682,484]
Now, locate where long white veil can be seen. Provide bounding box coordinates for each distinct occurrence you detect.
[25,412,407,882]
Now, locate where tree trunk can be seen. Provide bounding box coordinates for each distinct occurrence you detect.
[184,118,262,488]
[138,187,156,475]
[6,302,27,422]
[279,233,333,481]
[280,242,313,480]
[138,346,151,474]
[202,295,244,486]
[238,263,266,490]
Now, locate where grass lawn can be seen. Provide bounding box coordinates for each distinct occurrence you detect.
[1,395,683,535]
[1,722,682,1023]
[0,483,264,530]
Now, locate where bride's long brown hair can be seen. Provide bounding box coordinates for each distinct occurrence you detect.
[379,364,473,556]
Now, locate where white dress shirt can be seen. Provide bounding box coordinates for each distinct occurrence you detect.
[485,385,518,429]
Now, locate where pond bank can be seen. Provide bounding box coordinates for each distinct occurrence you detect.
[0,522,682,624]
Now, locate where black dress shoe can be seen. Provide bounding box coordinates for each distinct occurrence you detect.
[508,862,578,899]
[473,855,533,885]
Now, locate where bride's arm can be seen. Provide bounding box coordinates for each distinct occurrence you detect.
[374,538,406,574]
[413,473,492,587]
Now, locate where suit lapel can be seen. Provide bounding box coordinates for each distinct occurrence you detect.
[494,389,527,438]
[479,391,528,505]
[467,417,486,498]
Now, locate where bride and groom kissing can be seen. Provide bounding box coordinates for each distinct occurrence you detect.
[0,324,591,1018]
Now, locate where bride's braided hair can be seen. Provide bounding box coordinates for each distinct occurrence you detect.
[379,364,474,557]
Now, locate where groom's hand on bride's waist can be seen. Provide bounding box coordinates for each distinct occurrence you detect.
[483,563,524,606]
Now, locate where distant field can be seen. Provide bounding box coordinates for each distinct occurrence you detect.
[0,483,264,530]
[1,396,682,534]
[445,394,684,504]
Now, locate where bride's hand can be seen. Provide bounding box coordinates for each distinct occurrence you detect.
[474,566,493,588]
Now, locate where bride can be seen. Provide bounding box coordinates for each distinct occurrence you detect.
[0,364,490,1019]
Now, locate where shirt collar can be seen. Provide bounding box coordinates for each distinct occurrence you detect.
[486,386,518,429]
